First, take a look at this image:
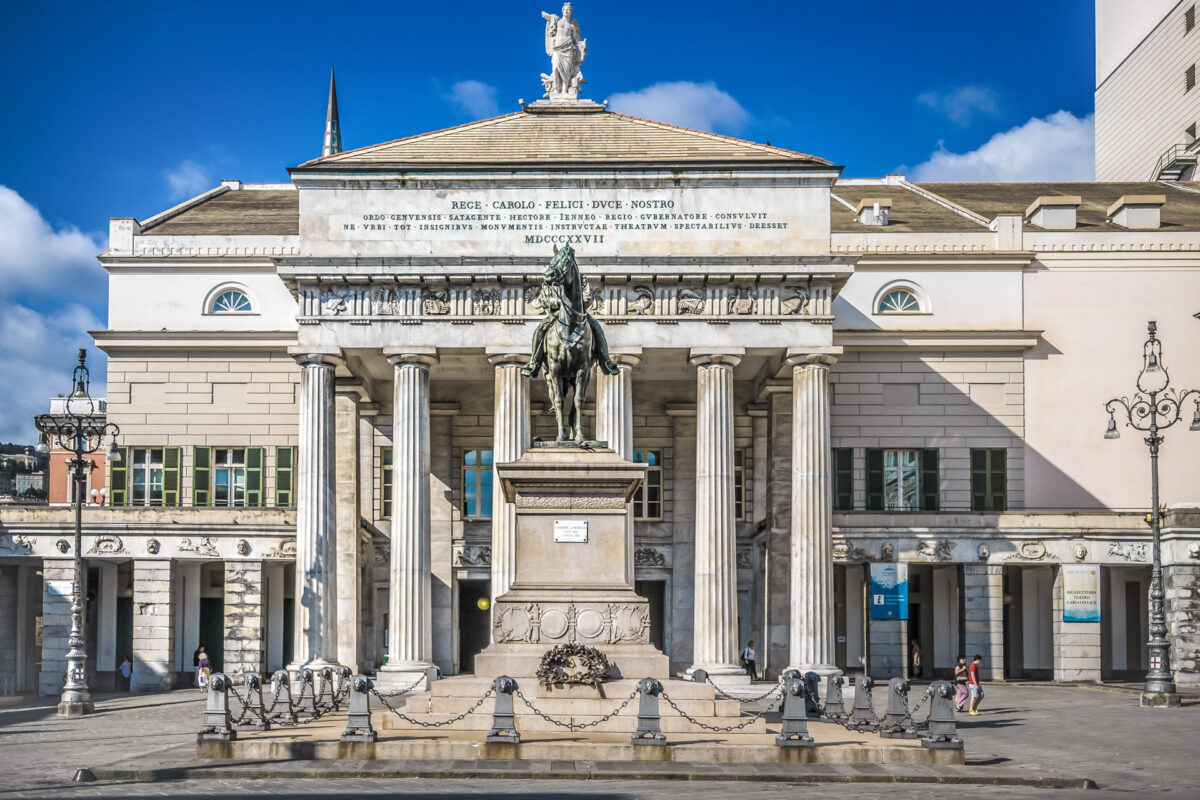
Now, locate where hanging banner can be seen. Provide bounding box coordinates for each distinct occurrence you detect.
[870,563,909,620]
[1062,564,1101,623]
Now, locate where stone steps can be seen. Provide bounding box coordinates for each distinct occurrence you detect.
[374,709,770,734]
[401,693,741,718]
[423,677,719,701]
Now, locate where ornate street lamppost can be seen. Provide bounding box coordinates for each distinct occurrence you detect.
[35,349,121,717]
[1103,321,1200,708]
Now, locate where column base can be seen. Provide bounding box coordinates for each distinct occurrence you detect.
[1140,691,1182,708]
[376,663,438,693]
[785,663,842,679]
[57,700,94,718]
[686,664,751,691]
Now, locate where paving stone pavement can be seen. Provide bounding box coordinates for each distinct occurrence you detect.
[0,684,1196,799]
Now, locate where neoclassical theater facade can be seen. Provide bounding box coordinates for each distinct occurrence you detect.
[3,100,1200,695]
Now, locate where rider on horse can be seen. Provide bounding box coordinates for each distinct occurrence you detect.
[521,244,620,379]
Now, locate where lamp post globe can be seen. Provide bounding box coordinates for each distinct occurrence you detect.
[33,349,120,718]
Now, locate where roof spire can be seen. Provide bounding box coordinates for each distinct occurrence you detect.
[322,66,342,157]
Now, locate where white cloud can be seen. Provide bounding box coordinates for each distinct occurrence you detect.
[0,186,106,443]
[446,80,500,119]
[917,86,999,125]
[608,81,750,134]
[164,159,212,199]
[910,111,1095,182]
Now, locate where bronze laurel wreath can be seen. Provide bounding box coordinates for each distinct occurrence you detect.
[535,643,611,688]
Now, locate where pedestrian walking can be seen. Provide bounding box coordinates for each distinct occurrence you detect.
[968,653,984,715]
[741,640,757,680]
[953,654,969,711]
[911,640,923,678]
[195,645,212,691]
[119,657,132,691]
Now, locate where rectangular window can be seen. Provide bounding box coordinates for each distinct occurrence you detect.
[381,447,393,518]
[275,446,295,507]
[632,449,663,520]
[130,448,165,506]
[971,448,1007,512]
[1188,123,1198,143]
[1186,5,1195,34]
[462,449,493,519]
[833,448,854,511]
[866,448,938,511]
[733,448,746,520]
[212,448,247,506]
[1187,64,1196,92]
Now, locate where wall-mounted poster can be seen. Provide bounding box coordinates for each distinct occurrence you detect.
[870,563,909,620]
[1062,564,1101,623]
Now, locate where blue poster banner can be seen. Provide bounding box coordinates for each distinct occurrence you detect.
[870,563,909,620]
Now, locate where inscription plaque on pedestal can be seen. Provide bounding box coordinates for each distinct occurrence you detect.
[553,520,588,543]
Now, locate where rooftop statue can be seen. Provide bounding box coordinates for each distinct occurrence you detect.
[523,244,619,442]
[540,3,587,99]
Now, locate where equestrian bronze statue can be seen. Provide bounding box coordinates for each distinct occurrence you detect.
[523,244,619,442]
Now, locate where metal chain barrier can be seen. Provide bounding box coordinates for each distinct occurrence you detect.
[372,675,427,697]
[707,677,784,704]
[659,685,783,732]
[803,684,825,717]
[901,689,932,731]
[515,687,638,731]
[371,685,495,728]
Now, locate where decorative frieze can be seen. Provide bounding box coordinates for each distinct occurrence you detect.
[1004,540,1052,561]
[178,536,220,557]
[492,601,650,645]
[87,534,125,555]
[0,535,36,554]
[296,278,834,325]
[633,547,667,567]
[1108,542,1149,562]
[454,544,492,566]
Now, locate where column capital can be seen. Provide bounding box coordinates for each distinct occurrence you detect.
[609,348,642,368]
[486,351,530,367]
[334,378,369,401]
[288,346,343,368]
[689,347,744,368]
[385,347,439,368]
[785,347,842,369]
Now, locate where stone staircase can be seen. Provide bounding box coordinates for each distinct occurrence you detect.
[374,676,769,735]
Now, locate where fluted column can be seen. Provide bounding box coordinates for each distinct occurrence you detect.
[378,349,438,689]
[596,350,641,586]
[290,350,341,668]
[787,351,840,675]
[689,349,744,680]
[488,353,531,602]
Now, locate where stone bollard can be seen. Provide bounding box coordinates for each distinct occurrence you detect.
[295,668,317,717]
[335,665,352,710]
[485,676,520,744]
[880,677,915,739]
[238,672,270,731]
[802,671,821,716]
[692,668,709,684]
[631,678,667,746]
[775,672,814,747]
[340,675,377,743]
[198,673,237,742]
[848,676,876,731]
[920,680,964,750]
[269,670,297,724]
[317,666,337,711]
[823,675,847,721]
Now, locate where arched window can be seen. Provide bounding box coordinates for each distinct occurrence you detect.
[877,288,921,314]
[204,285,256,315]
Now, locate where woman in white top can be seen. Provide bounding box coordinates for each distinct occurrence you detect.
[741,640,757,680]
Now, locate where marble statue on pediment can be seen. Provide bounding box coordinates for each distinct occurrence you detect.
[541,3,587,99]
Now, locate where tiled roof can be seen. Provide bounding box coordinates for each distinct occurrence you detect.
[140,190,299,235]
[832,185,985,233]
[298,109,830,168]
[916,181,1200,231]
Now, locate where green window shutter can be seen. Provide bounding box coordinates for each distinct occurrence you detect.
[990,449,1007,511]
[193,446,211,507]
[163,447,181,507]
[834,448,854,511]
[920,448,939,511]
[245,446,264,507]
[865,449,883,511]
[971,449,987,511]
[275,446,294,508]
[109,446,129,507]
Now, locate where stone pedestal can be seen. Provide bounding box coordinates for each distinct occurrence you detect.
[473,444,670,680]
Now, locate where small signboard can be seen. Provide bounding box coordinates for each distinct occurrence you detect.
[1062,564,1101,623]
[870,563,909,620]
[553,520,588,543]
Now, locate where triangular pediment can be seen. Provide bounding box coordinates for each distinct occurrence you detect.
[297,109,829,169]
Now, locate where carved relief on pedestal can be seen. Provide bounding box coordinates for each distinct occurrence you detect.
[575,609,605,639]
[492,601,650,645]
[494,604,537,643]
[609,604,650,643]
[514,493,626,510]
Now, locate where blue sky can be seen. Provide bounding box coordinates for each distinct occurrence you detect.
[0,0,1096,442]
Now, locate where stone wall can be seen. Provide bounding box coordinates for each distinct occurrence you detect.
[38,559,74,695]
[831,351,1024,510]
[0,566,16,690]
[1166,564,1200,686]
[963,564,1004,680]
[223,560,264,675]
[132,560,175,691]
[868,618,906,679]
[1053,566,1101,682]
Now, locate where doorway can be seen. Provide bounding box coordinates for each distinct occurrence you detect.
[198,597,225,673]
[635,580,666,651]
[457,579,491,674]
